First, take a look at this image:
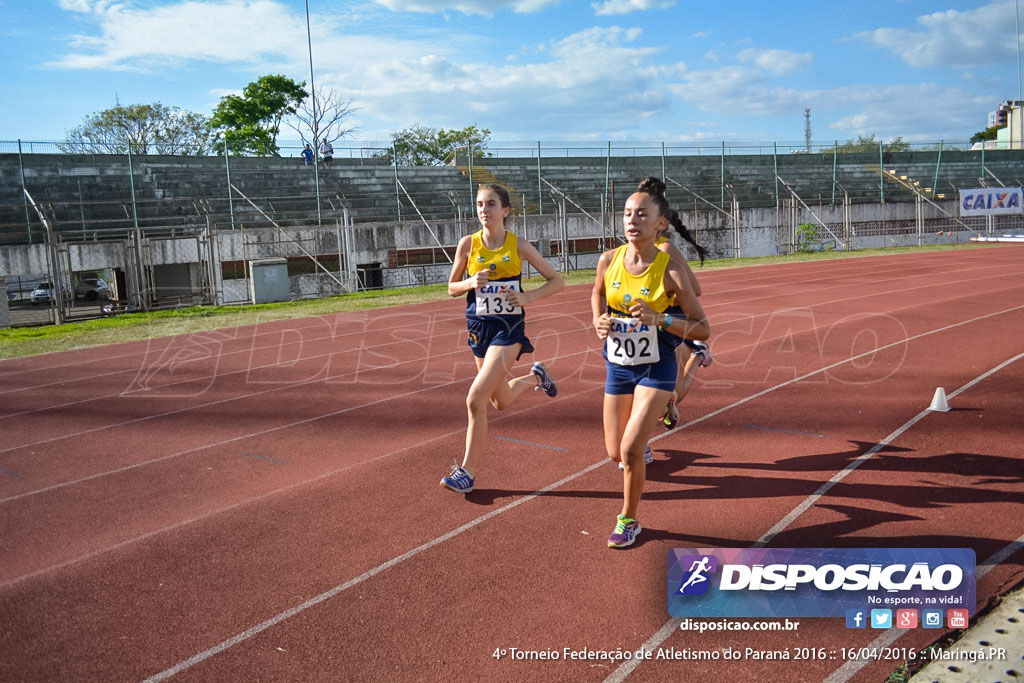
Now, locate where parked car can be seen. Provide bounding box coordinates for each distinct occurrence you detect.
[74,277,111,302]
[30,282,70,305]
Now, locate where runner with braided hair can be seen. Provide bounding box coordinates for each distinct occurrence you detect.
[592,177,710,548]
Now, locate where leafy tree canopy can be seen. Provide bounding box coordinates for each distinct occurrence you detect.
[970,125,1004,144]
[211,74,307,156]
[385,124,491,165]
[61,103,214,155]
[824,134,911,154]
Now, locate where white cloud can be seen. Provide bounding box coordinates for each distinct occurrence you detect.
[825,84,990,140]
[347,26,673,137]
[668,61,989,141]
[52,0,307,70]
[49,1,673,137]
[56,0,95,12]
[669,65,806,116]
[737,48,812,76]
[371,0,559,14]
[56,0,123,12]
[50,0,446,75]
[591,0,675,16]
[855,0,1019,68]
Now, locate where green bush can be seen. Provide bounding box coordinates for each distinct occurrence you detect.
[797,223,818,252]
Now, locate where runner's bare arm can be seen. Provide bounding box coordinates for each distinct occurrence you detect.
[447,235,487,297]
[591,250,614,340]
[507,238,564,306]
[661,262,709,341]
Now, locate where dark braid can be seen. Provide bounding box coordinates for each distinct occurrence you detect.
[636,176,708,264]
[668,210,708,264]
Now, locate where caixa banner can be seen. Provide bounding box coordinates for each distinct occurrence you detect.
[959,187,1023,216]
[667,548,975,619]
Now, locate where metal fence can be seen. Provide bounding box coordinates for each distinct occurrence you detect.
[4,138,1023,245]
[2,138,1023,328]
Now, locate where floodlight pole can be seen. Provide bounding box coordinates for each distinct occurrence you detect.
[305,0,322,224]
[1017,0,1023,148]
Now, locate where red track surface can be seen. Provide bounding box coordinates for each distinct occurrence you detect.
[1,246,1023,682]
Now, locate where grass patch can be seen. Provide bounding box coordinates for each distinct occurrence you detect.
[0,242,1004,360]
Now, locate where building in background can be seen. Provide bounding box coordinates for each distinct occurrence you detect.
[974,100,1024,150]
[987,99,1022,128]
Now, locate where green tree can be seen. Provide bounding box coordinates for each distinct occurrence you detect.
[970,125,1003,144]
[385,124,491,165]
[825,134,911,154]
[61,103,214,155]
[210,75,307,156]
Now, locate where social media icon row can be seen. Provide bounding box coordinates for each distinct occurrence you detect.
[846,608,968,629]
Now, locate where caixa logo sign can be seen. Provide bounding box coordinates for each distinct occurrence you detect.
[667,548,975,618]
[959,187,1024,216]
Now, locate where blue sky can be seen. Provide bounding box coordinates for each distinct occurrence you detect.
[1,0,1022,147]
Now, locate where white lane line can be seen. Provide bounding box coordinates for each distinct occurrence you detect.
[0,247,1013,382]
[0,352,552,505]
[5,267,1019,458]
[495,435,569,452]
[143,307,1024,682]
[0,303,585,433]
[0,382,596,590]
[0,287,578,381]
[140,459,610,683]
[5,249,1017,410]
[823,531,1024,683]
[607,350,1024,683]
[5,290,1022,505]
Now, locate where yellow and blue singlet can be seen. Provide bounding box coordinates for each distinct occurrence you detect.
[465,230,523,318]
[603,245,677,359]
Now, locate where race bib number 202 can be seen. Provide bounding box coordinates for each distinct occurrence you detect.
[606,316,659,366]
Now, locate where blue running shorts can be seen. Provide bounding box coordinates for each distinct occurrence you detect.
[467,316,534,359]
[604,353,678,394]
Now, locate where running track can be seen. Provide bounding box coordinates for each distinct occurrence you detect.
[1,246,1023,682]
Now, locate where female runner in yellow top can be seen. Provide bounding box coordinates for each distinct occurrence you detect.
[441,184,564,495]
[592,177,710,547]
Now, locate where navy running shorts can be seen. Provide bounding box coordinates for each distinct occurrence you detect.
[466,316,534,359]
[604,353,678,395]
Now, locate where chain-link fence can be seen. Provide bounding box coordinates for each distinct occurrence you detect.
[2,139,1022,328]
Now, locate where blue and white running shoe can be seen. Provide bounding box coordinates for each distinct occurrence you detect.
[530,362,557,397]
[440,461,474,494]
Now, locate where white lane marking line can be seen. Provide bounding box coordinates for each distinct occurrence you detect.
[6,251,1021,470]
[495,436,569,452]
[141,309,1024,681]
[607,350,1024,683]
[823,531,1024,683]
[5,250,1018,416]
[0,246,1015,380]
[0,382,597,590]
[140,459,609,683]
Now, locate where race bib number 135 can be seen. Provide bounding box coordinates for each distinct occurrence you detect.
[606,316,659,366]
